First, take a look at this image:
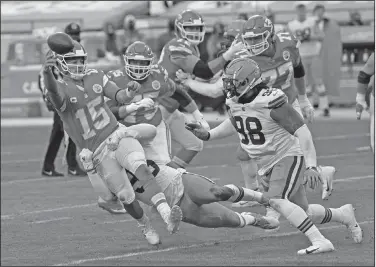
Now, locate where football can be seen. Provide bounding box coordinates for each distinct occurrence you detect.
[47,32,74,55]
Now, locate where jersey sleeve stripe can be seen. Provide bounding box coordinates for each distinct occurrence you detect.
[267,95,287,109]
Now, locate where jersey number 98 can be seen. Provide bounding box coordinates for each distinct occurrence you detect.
[234,116,265,145]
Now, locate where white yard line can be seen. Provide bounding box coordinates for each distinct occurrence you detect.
[1,174,373,220]
[53,220,374,266]
[29,217,72,224]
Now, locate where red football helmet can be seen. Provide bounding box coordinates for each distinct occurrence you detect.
[123,41,154,80]
[175,10,206,45]
[222,57,263,101]
[241,15,275,56]
[221,19,246,50]
[55,40,87,80]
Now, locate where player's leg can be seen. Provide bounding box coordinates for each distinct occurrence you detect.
[179,172,278,230]
[263,156,334,255]
[114,137,182,234]
[302,56,317,108]
[232,145,261,208]
[141,120,172,166]
[293,185,363,243]
[369,92,374,153]
[291,99,336,200]
[89,154,160,245]
[312,55,330,116]
[168,109,203,168]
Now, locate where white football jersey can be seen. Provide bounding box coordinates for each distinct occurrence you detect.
[287,17,321,57]
[226,88,303,176]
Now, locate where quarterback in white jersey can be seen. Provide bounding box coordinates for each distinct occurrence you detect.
[187,57,363,255]
[287,2,329,116]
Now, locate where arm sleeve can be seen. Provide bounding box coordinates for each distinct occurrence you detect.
[168,79,198,113]
[169,43,227,80]
[185,77,224,98]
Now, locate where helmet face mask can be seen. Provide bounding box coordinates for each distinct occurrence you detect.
[242,15,274,56]
[175,10,206,45]
[242,30,271,56]
[56,42,87,80]
[124,41,154,80]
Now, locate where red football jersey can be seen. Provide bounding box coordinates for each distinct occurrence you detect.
[158,38,201,113]
[235,32,301,103]
[107,64,174,127]
[53,69,119,152]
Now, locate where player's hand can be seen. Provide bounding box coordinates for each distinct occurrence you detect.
[79,148,95,172]
[125,81,141,99]
[355,93,367,120]
[298,94,315,123]
[303,167,322,190]
[191,110,210,131]
[136,98,155,109]
[175,69,192,84]
[223,37,245,61]
[43,57,57,72]
[185,122,210,141]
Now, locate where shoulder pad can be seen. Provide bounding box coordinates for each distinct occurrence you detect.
[150,64,169,82]
[86,69,99,76]
[255,88,287,109]
[168,40,193,57]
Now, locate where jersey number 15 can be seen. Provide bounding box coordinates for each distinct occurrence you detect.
[233,116,265,145]
[75,96,110,140]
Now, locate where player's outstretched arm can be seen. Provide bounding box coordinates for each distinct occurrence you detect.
[43,60,66,112]
[186,118,236,141]
[356,53,374,119]
[103,74,140,104]
[270,102,317,168]
[176,69,224,98]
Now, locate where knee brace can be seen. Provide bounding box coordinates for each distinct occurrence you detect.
[115,138,147,174]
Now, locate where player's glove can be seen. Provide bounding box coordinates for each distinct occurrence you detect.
[303,166,322,190]
[79,148,95,172]
[298,94,315,123]
[126,81,141,98]
[223,36,245,61]
[191,110,210,131]
[43,57,57,73]
[136,98,155,109]
[355,93,367,120]
[175,69,192,84]
[185,122,210,141]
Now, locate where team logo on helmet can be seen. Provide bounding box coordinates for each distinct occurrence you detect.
[264,18,272,27]
[93,84,103,94]
[283,50,290,61]
[152,80,161,90]
[70,97,77,103]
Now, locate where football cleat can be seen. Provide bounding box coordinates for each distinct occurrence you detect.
[42,169,64,177]
[264,207,281,233]
[138,220,161,246]
[232,200,262,208]
[241,212,280,230]
[297,239,335,255]
[166,205,183,234]
[339,204,363,243]
[97,196,127,215]
[319,165,336,200]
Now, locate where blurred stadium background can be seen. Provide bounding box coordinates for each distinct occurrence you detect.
[1,1,374,118]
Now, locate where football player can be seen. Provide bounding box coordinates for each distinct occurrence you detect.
[127,160,280,232]
[106,41,207,168]
[176,16,335,210]
[186,58,363,255]
[43,33,182,245]
[287,2,328,116]
[356,52,375,153]
[158,9,243,169]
